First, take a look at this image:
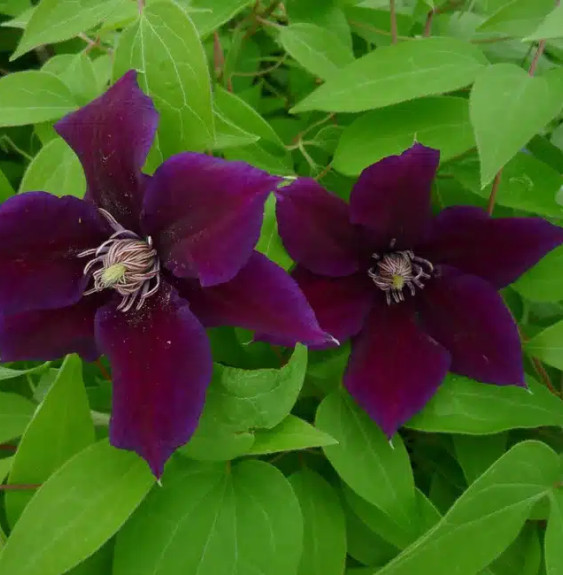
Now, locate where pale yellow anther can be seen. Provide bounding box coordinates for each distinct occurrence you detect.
[391,275,405,290]
[101,263,127,287]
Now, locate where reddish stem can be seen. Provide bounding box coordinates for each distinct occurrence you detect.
[95,359,112,381]
[423,9,434,37]
[486,170,503,215]
[0,444,16,452]
[389,0,398,44]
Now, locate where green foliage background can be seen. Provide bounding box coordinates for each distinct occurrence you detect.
[0,0,562,574]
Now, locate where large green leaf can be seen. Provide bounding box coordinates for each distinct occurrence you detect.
[215,86,293,174]
[526,321,563,370]
[0,71,77,127]
[188,0,253,37]
[525,3,563,41]
[11,0,127,60]
[6,355,95,526]
[247,414,337,455]
[114,459,303,575]
[470,64,563,186]
[514,244,563,302]
[545,490,563,575]
[292,37,488,113]
[20,138,85,198]
[453,433,508,484]
[316,391,416,525]
[452,152,563,218]
[0,393,36,444]
[490,524,542,575]
[113,1,214,163]
[407,375,563,433]
[182,346,308,460]
[279,23,354,80]
[334,97,474,176]
[289,469,346,575]
[0,440,154,575]
[478,0,555,38]
[375,441,560,575]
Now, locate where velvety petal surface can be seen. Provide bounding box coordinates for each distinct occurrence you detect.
[345,299,450,438]
[142,153,280,287]
[292,267,373,345]
[0,295,104,363]
[95,283,212,477]
[175,251,332,346]
[418,206,563,289]
[275,178,361,276]
[349,144,440,249]
[418,267,524,386]
[0,192,110,315]
[55,70,158,231]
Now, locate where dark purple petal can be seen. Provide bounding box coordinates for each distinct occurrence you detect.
[0,294,104,362]
[345,299,450,437]
[175,251,332,346]
[349,144,440,249]
[142,153,280,287]
[95,282,212,477]
[0,192,110,315]
[418,267,524,386]
[418,206,563,289]
[292,267,373,346]
[55,70,158,231]
[275,178,361,276]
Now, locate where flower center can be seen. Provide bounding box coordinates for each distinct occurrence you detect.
[78,209,160,312]
[368,245,433,305]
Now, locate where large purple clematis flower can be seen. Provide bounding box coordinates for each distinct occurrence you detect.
[275,144,563,437]
[0,71,330,476]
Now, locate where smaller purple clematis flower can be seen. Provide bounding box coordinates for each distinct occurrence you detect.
[0,71,330,477]
[275,144,563,437]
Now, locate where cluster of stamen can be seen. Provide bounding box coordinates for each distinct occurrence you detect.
[78,209,160,312]
[368,243,434,305]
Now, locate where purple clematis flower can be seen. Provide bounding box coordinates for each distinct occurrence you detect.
[275,144,563,437]
[0,71,330,476]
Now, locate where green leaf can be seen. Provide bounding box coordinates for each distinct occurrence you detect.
[0,71,77,127]
[0,167,15,202]
[291,37,488,113]
[43,53,100,106]
[514,244,563,302]
[256,193,293,270]
[182,346,308,460]
[279,23,354,80]
[213,108,259,150]
[5,355,95,526]
[247,414,337,455]
[20,138,86,198]
[407,375,563,433]
[113,1,214,162]
[545,490,563,575]
[525,3,563,41]
[470,64,563,186]
[12,0,127,60]
[316,391,416,524]
[0,456,13,482]
[526,320,563,370]
[344,485,441,550]
[334,97,474,176]
[0,393,35,444]
[114,459,303,575]
[453,433,508,484]
[0,363,49,382]
[289,469,346,575]
[478,0,554,38]
[188,0,253,37]
[375,441,560,575]
[451,152,563,218]
[0,440,154,575]
[215,86,293,174]
[0,0,31,17]
[490,523,542,575]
